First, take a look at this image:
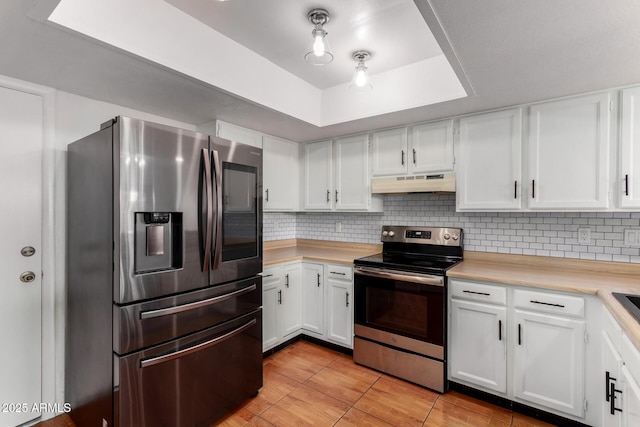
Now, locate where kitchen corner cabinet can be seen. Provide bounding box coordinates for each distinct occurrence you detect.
[263,136,298,211]
[456,108,522,210]
[326,265,354,348]
[620,87,640,208]
[371,120,454,177]
[262,263,301,351]
[528,93,611,210]
[303,136,380,211]
[301,262,324,336]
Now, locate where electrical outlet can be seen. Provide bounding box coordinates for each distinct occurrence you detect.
[335,222,342,233]
[624,229,640,247]
[577,227,591,244]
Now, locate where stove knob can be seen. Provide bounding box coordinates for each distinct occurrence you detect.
[388,231,395,237]
[382,230,389,237]
[452,234,459,241]
[444,233,450,240]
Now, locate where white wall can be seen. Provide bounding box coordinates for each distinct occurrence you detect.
[46,90,196,419]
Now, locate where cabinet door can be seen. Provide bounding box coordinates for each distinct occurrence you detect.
[621,365,640,427]
[262,279,280,351]
[371,128,408,176]
[335,134,370,210]
[603,333,623,427]
[303,140,333,210]
[513,310,585,417]
[457,109,522,210]
[620,87,640,208]
[326,278,353,348]
[263,136,298,211]
[449,299,507,393]
[410,120,454,173]
[528,93,610,209]
[301,263,324,335]
[280,264,302,337]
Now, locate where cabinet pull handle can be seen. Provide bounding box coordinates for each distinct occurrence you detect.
[606,371,617,402]
[531,179,535,199]
[330,272,346,276]
[610,382,623,415]
[518,324,522,345]
[285,274,289,288]
[412,148,417,165]
[335,190,339,203]
[498,320,502,341]
[317,273,321,287]
[401,150,405,166]
[530,300,565,308]
[346,291,350,307]
[625,174,630,196]
[514,180,518,199]
[265,188,269,202]
[326,190,330,203]
[463,290,490,296]
[277,290,282,304]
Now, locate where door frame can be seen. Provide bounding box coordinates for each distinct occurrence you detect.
[0,74,57,421]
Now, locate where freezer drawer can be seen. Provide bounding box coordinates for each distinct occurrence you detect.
[114,277,261,355]
[115,310,262,427]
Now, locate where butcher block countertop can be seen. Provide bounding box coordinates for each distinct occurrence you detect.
[263,239,381,266]
[448,251,640,350]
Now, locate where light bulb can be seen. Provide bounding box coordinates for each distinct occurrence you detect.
[354,67,368,87]
[313,35,325,57]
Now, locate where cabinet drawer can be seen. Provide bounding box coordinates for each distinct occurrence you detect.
[449,279,506,305]
[513,289,584,317]
[262,265,282,285]
[327,264,353,281]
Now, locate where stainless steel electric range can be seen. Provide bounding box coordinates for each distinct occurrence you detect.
[353,225,463,393]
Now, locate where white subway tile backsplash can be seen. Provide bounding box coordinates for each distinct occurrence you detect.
[263,193,640,264]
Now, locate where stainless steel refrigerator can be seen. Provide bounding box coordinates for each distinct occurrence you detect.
[66,116,263,427]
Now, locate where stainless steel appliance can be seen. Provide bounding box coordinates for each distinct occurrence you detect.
[66,116,263,427]
[353,225,463,393]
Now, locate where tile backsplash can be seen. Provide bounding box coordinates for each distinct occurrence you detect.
[264,194,640,263]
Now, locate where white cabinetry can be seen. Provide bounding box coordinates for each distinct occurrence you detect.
[262,263,301,351]
[528,93,611,210]
[215,120,262,148]
[301,262,324,336]
[303,136,380,211]
[456,108,522,210]
[371,120,454,177]
[449,281,507,392]
[326,265,354,348]
[263,135,298,211]
[620,87,640,208]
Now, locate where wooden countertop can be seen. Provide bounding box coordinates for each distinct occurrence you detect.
[263,239,381,266]
[448,251,640,350]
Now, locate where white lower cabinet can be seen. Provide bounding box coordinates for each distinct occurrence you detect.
[449,279,593,423]
[263,261,354,351]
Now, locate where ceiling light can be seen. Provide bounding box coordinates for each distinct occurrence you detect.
[350,51,372,92]
[305,9,333,65]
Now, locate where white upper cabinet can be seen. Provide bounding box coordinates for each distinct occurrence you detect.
[215,120,263,148]
[620,87,640,208]
[303,140,333,210]
[410,120,454,173]
[528,93,611,210]
[371,120,454,177]
[457,108,522,210]
[263,136,298,211]
[335,134,370,210]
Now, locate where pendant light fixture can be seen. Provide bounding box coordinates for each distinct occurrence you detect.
[350,51,372,92]
[304,9,333,65]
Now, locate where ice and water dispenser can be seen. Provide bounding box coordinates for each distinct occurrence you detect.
[134,212,183,274]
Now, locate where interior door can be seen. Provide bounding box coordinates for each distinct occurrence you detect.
[0,85,42,426]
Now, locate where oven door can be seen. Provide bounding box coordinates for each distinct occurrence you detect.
[354,266,445,359]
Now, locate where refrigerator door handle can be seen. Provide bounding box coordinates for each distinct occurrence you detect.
[200,148,213,272]
[139,318,257,368]
[212,150,223,270]
[139,283,257,319]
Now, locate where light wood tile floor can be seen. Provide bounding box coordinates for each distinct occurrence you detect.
[36,341,558,427]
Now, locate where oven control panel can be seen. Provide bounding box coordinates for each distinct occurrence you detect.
[381,226,463,246]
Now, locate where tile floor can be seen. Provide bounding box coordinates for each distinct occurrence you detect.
[36,340,557,427]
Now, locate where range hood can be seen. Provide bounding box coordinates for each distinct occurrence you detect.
[371,172,456,194]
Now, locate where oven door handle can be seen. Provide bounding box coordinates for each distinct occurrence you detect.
[354,267,444,286]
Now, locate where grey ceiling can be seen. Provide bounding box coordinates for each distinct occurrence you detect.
[2,0,640,142]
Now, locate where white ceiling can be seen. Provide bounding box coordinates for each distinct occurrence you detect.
[2,0,640,142]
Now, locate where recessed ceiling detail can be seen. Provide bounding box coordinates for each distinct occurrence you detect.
[47,0,468,127]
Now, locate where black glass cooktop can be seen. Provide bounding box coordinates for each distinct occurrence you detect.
[354,252,461,275]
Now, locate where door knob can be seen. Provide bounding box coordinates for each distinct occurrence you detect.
[20,271,36,283]
[21,246,35,257]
